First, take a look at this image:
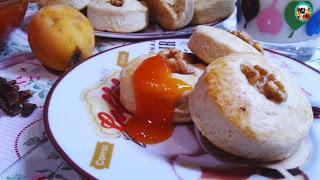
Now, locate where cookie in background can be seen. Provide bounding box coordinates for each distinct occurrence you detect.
[145,0,195,30]
[188,25,262,64]
[87,0,149,33]
[191,0,235,25]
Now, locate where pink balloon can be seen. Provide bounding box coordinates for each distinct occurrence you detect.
[257,0,283,35]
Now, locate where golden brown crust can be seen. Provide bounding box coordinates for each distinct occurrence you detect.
[204,61,256,140]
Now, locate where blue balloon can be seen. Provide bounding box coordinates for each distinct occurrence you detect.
[236,0,242,23]
[306,9,320,36]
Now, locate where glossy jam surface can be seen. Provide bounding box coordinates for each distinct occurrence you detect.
[126,55,192,144]
[0,0,28,43]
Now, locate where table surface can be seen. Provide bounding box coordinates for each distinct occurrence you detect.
[0,3,319,180]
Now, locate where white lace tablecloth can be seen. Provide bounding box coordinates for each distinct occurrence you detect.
[0,3,319,180]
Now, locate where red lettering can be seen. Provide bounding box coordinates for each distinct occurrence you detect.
[98,112,125,131]
[97,78,131,131]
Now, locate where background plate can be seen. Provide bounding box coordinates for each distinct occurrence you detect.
[93,11,234,39]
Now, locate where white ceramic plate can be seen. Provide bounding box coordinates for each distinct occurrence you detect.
[44,39,320,179]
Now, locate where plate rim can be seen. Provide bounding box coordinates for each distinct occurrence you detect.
[93,12,232,39]
[43,39,320,179]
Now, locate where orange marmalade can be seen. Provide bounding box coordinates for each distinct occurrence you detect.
[125,55,192,144]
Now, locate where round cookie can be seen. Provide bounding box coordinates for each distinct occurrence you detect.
[189,52,313,161]
[145,0,195,30]
[191,0,235,25]
[120,53,204,123]
[87,0,148,33]
[188,26,260,64]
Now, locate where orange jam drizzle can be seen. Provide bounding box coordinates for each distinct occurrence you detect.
[125,55,192,144]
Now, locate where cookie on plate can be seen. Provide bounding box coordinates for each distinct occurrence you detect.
[188,26,262,64]
[189,52,313,161]
[87,0,148,33]
[145,0,195,31]
[191,0,235,25]
[120,49,204,123]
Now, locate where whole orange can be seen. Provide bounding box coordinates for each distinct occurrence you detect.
[28,5,95,71]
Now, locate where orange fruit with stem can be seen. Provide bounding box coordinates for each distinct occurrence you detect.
[28,5,95,71]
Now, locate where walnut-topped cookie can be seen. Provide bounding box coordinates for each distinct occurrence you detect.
[189,52,313,162]
[188,26,262,64]
[120,49,204,123]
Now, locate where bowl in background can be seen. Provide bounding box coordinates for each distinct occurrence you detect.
[0,0,28,44]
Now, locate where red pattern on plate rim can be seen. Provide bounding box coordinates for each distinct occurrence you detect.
[14,119,41,158]
[97,78,128,131]
[97,78,146,147]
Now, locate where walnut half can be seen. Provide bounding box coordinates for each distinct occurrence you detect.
[159,48,195,74]
[110,0,123,7]
[230,31,264,54]
[240,64,287,103]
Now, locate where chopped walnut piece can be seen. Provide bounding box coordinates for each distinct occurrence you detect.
[110,0,123,7]
[240,64,287,103]
[230,31,264,54]
[267,73,276,81]
[253,65,268,76]
[262,81,287,103]
[240,64,259,85]
[159,48,195,74]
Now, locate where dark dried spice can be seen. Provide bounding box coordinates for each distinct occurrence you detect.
[0,77,7,83]
[8,80,16,85]
[0,83,19,106]
[8,80,19,91]
[13,85,20,91]
[0,95,9,111]
[312,106,320,119]
[21,103,37,117]
[18,90,33,104]
[0,77,35,117]
[6,105,22,117]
